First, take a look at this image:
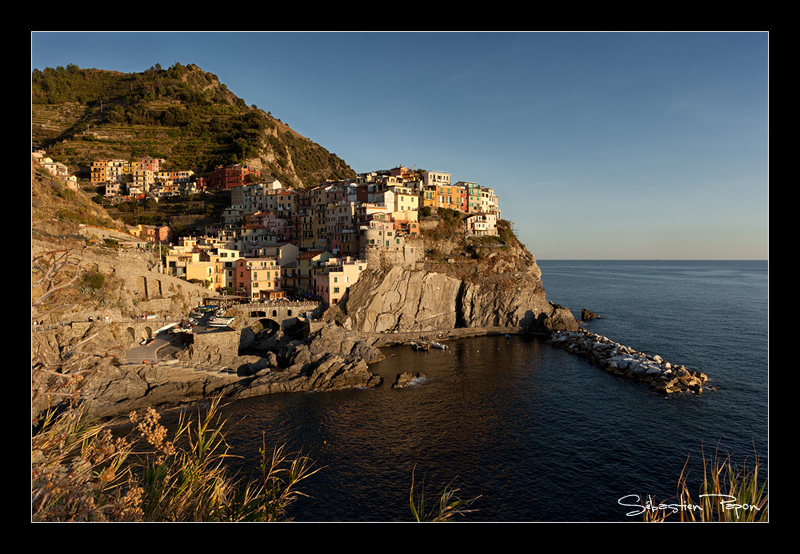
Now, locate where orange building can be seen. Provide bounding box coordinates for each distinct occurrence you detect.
[434,184,466,211]
[90,160,110,186]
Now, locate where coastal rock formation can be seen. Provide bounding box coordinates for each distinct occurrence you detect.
[74,360,238,419]
[326,222,578,336]
[304,324,385,364]
[581,309,600,321]
[329,264,578,335]
[547,329,710,394]
[229,354,382,398]
[392,372,428,389]
[32,320,386,421]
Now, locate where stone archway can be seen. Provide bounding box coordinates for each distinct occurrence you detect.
[256,318,281,337]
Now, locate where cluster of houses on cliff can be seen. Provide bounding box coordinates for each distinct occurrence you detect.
[161,164,501,306]
[33,151,502,307]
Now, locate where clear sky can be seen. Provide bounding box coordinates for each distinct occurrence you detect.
[31,31,769,260]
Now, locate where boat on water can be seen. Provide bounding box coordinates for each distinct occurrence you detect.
[411,340,447,351]
[410,341,429,351]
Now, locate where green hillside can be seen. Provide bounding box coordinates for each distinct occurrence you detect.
[31,63,356,188]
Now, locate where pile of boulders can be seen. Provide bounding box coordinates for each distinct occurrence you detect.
[547,328,710,395]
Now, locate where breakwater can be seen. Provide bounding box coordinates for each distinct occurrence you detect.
[547,328,710,394]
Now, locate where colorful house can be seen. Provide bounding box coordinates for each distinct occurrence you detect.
[235,256,281,300]
[465,212,498,236]
[313,257,368,305]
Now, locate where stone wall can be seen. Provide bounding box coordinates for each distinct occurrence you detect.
[183,328,240,366]
[365,237,424,270]
[50,234,215,320]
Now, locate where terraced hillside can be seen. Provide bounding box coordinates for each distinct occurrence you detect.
[32,63,356,188]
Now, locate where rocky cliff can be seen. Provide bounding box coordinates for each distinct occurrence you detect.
[328,225,578,335]
[330,264,576,335]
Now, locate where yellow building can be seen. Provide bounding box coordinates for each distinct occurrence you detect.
[186,259,215,288]
[313,258,367,305]
[235,257,281,300]
[210,249,241,292]
[420,184,437,209]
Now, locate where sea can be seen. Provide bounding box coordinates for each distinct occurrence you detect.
[209,259,769,522]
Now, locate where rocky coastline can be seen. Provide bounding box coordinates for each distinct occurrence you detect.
[547,328,710,395]
[31,220,707,423]
[32,308,710,425]
[34,322,388,421]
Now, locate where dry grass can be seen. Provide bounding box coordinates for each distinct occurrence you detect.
[31,397,319,522]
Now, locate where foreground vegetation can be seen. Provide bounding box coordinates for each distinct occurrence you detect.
[640,446,768,522]
[32,396,319,522]
[31,393,480,522]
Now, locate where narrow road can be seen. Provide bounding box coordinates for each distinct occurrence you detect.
[125,335,174,364]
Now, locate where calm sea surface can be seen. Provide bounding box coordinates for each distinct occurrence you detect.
[208,260,769,522]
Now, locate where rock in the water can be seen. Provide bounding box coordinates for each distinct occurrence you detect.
[581,308,600,320]
[392,372,428,389]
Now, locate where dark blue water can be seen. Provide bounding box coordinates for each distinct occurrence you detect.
[215,260,769,521]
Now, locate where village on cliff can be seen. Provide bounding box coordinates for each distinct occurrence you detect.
[34,153,713,399]
[33,152,502,308]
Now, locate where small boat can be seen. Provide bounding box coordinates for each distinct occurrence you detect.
[430,341,447,350]
[173,320,194,333]
[411,341,430,351]
[208,316,235,327]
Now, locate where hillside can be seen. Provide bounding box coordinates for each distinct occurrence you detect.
[31,63,356,188]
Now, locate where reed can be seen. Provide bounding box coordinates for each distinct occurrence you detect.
[408,466,481,522]
[643,446,768,522]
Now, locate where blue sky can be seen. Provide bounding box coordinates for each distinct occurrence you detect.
[31,31,769,260]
